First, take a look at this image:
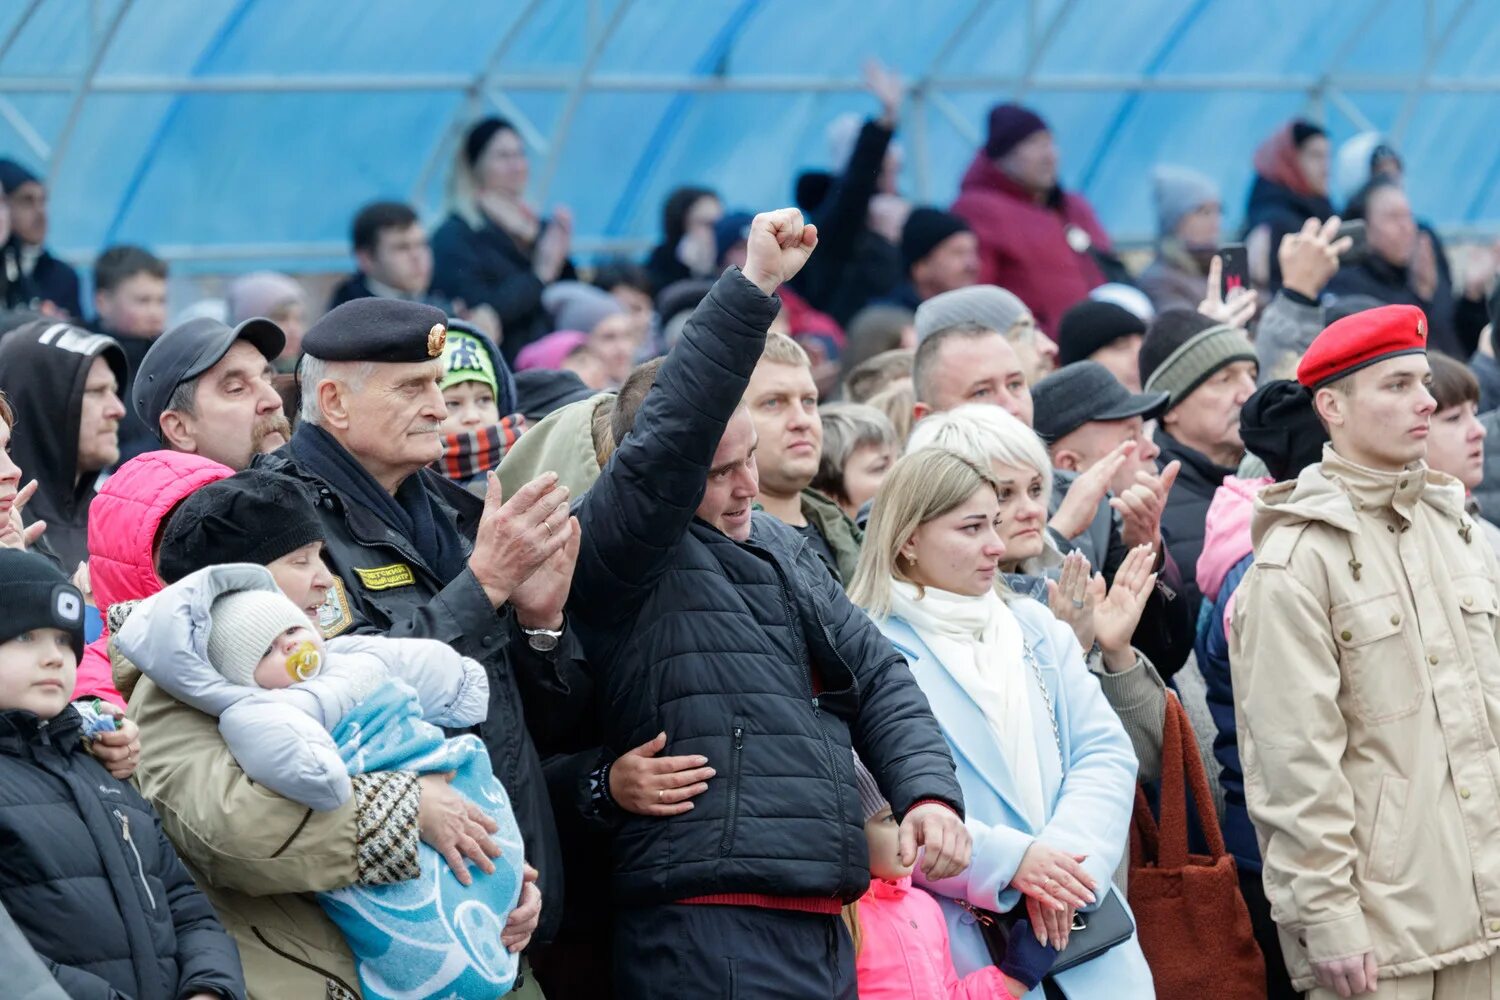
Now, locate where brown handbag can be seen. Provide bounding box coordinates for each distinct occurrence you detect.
[1128,692,1265,999]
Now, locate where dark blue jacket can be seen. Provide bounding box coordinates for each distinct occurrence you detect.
[430,212,576,366]
[1194,550,1261,872]
[570,268,963,906]
[0,706,244,1000]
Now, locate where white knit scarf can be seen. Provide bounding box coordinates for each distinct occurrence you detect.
[889,580,1046,828]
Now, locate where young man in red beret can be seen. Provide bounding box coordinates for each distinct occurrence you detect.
[1231,304,1500,999]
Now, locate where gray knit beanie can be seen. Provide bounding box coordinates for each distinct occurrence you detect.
[915,285,1030,343]
[1152,165,1220,238]
[853,754,889,822]
[1140,321,1256,409]
[206,589,316,688]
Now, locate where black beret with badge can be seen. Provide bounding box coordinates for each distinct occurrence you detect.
[301,297,450,363]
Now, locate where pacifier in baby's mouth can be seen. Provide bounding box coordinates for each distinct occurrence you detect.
[285,641,323,681]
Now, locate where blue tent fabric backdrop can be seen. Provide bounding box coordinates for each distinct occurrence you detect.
[1,0,1495,275]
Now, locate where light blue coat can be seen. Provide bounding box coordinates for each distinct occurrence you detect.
[877,596,1155,999]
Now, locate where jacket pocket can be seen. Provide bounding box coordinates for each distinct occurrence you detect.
[1331,593,1423,723]
[1363,774,1409,884]
[1455,574,1500,690]
[719,719,746,858]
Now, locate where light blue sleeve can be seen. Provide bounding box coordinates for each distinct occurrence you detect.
[1027,606,1140,902]
[918,813,1037,914]
[217,692,352,811]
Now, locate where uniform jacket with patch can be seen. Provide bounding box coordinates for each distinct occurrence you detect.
[1230,446,1500,989]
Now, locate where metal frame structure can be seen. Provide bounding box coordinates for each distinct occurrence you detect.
[0,0,1492,268]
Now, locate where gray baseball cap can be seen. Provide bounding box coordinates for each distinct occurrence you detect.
[134,316,285,438]
[1031,361,1169,444]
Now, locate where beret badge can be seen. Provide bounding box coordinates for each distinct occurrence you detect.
[427,323,447,358]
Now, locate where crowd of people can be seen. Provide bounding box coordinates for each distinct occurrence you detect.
[1,62,1499,1000]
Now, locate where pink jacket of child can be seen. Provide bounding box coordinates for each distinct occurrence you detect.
[79,451,234,708]
[855,876,1017,1000]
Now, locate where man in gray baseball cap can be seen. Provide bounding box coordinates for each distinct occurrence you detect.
[134,315,289,471]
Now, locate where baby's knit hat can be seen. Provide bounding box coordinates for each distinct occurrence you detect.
[206,589,314,688]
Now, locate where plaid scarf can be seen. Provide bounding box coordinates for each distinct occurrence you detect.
[433,414,527,484]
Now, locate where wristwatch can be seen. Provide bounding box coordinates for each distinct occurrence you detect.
[520,619,564,652]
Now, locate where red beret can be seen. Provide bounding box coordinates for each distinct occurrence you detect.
[1296,304,1428,389]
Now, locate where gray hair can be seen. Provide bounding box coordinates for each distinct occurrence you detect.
[163,375,199,419]
[298,356,374,427]
[812,402,898,503]
[905,403,1053,511]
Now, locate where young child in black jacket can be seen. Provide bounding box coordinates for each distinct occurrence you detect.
[0,549,245,1000]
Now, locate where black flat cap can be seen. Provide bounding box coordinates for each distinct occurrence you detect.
[302,297,449,364]
[134,316,285,437]
[1031,361,1170,444]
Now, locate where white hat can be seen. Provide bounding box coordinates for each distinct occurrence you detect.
[206,589,314,688]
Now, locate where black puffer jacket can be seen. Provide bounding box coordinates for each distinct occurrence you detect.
[571,268,963,905]
[0,706,244,1000]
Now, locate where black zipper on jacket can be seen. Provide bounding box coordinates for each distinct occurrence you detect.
[252,927,358,996]
[719,721,745,857]
[769,554,850,882]
[807,595,850,880]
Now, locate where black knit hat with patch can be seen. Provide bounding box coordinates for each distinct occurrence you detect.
[0,549,85,658]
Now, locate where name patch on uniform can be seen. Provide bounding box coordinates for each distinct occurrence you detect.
[353,563,416,591]
[318,578,354,638]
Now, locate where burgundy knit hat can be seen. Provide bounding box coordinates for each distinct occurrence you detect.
[985,103,1048,159]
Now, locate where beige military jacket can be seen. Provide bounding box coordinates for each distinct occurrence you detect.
[1231,446,1500,990]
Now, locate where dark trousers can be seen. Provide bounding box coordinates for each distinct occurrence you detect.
[612,904,857,1000]
[1239,864,1303,999]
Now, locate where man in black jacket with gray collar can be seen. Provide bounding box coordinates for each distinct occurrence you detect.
[570,209,968,999]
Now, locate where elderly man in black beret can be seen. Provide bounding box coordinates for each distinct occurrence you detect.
[258,296,580,960]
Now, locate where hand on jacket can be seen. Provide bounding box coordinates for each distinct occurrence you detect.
[1111,460,1179,552]
[510,514,580,631]
[1046,551,1098,652]
[0,479,45,551]
[609,731,716,817]
[743,208,819,297]
[1199,255,1258,329]
[1013,840,1096,911]
[1092,544,1158,667]
[87,713,141,781]
[1279,215,1350,300]
[1050,441,1132,541]
[502,864,541,953]
[417,772,500,886]
[898,801,971,880]
[1312,952,1379,997]
[469,471,572,609]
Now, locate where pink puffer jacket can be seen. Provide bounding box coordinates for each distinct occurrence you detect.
[78,451,234,708]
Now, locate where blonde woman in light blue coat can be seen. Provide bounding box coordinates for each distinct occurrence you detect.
[850,448,1155,999]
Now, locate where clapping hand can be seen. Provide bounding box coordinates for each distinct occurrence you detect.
[1047,551,1098,652]
[1111,460,1179,552]
[1092,544,1158,670]
[0,480,45,551]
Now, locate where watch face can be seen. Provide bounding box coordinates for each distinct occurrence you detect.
[527,631,560,652]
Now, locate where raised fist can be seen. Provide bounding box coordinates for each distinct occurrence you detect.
[742,208,819,297]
